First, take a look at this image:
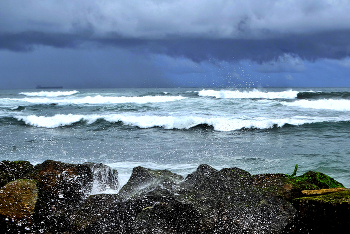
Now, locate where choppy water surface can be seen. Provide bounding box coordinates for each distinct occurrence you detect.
[1,87,349,188]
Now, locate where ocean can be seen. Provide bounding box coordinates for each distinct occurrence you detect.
[0,87,349,190]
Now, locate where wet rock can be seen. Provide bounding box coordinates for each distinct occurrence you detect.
[0,160,347,233]
[84,162,119,192]
[252,170,347,233]
[0,160,34,188]
[131,188,202,234]
[118,166,184,199]
[73,165,297,233]
[72,167,185,233]
[28,160,93,233]
[177,165,296,233]
[252,171,344,201]
[0,179,38,233]
[71,193,121,233]
[284,189,350,233]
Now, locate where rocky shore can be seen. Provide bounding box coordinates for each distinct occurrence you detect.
[0,160,348,233]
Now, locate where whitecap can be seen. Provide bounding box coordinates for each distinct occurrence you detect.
[19,90,79,97]
[15,114,93,128]
[15,113,346,131]
[198,89,299,99]
[19,95,186,105]
[283,99,350,111]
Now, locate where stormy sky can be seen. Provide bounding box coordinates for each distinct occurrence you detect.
[1,0,350,89]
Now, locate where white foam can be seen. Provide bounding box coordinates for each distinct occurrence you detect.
[15,114,93,128]
[198,89,299,99]
[283,99,350,111]
[19,95,186,105]
[15,113,345,131]
[19,90,79,97]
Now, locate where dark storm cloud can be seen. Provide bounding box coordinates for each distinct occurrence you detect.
[1,1,350,62]
[3,29,350,64]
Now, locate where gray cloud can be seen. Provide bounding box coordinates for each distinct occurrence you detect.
[1,1,350,63]
[255,54,305,73]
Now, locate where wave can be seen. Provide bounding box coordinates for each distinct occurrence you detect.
[13,114,349,131]
[19,90,79,97]
[283,99,350,111]
[297,91,350,100]
[198,89,299,99]
[14,95,186,105]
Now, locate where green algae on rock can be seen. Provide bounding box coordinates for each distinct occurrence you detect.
[297,189,350,204]
[252,170,345,201]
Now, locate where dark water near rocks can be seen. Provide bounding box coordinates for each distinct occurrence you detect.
[0,87,349,189]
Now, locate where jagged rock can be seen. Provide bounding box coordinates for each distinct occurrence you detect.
[72,165,297,233]
[0,179,38,233]
[0,160,347,233]
[84,162,119,192]
[176,165,296,233]
[28,160,94,233]
[118,166,184,199]
[71,166,184,233]
[0,160,34,188]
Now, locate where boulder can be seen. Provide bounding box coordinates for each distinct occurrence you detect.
[28,160,94,233]
[252,170,347,233]
[176,165,296,233]
[71,166,184,233]
[118,166,184,199]
[72,165,297,233]
[0,179,38,233]
[0,160,34,188]
[0,160,347,233]
[252,171,344,201]
[284,189,350,233]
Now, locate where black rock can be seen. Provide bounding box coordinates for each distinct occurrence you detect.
[0,160,34,188]
[29,160,94,233]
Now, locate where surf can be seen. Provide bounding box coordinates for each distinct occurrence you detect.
[197,89,299,99]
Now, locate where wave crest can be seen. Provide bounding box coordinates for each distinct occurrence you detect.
[14,114,343,131]
[283,99,350,111]
[198,89,299,99]
[19,90,79,97]
[19,95,186,105]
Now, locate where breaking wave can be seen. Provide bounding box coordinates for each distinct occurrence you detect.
[13,114,348,131]
[283,99,350,111]
[198,89,299,99]
[19,90,79,97]
[15,95,186,105]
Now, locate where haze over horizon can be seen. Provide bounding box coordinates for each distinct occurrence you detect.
[1,0,350,89]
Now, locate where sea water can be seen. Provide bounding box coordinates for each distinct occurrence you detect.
[0,87,349,190]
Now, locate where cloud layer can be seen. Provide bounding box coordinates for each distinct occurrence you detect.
[2,0,350,62]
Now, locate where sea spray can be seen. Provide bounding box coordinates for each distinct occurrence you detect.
[84,162,119,194]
